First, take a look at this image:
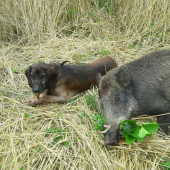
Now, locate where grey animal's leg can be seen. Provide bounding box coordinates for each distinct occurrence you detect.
[157,114,170,135]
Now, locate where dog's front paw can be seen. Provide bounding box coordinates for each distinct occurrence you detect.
[26,98,39,107]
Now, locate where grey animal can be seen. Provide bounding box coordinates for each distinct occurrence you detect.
[97,49,170,146]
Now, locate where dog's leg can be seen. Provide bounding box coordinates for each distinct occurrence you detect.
[40,89,48,97]
[26,95,69,106]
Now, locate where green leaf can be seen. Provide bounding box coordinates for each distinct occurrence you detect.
[101,50,109,55]
[125,133,136,144]
[34,149,40,152]
[122,121,137,133]
[150,21,154,27]
[55,136,63,142]
[13,68,17,73]
[147,133,152,138]
[93,124,103,131]
[119,120,159,145]
[119,130,127,137]
[137,137,145,142]
[63,129,67,132]
[128,126,141,137]
[24,113,30,118]
[142,123,159,134]
[56,127,61,133]
[101,117,105,124]
[38,60,45,63]
[120,120,136,130]
[138,127,150,138]
[52,130,57,133]
[60,142,68,146]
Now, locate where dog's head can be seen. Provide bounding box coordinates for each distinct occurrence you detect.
[25,61,67,94]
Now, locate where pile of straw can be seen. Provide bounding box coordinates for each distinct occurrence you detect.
[0,0,170,169]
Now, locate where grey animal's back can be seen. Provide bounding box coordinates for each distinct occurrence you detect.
[128,49,170,73]
[126,49,170,115]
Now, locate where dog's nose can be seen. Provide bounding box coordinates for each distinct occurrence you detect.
[32,85,40,93]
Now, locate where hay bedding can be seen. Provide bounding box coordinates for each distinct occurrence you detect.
[1,0,170,169]
[0,37,170,170]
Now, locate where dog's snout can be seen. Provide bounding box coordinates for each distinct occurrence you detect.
[33,85,40,93]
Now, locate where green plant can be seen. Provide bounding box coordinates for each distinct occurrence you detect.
[159,157,170,170]
[85,95,105,131]
[67,7,73,21]
[44,127,68,146]
[0,85,2,94]
[150,21,154,27]
[86,52,92,58]
[10,108,15,112]
[69,96,79,103]
[38,60,45,63]
[34,148,40,153]
[85,95,96,110]
[24,157,28,162]
[13,68,17,73]
[78,110,89,121]
[92,113,105,131]
[89,13,93,18]
[24,113,30,118]
[128,44,136,49]
[119,120,159,144]
[101,50,109,55]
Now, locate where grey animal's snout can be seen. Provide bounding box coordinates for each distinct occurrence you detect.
[105,140,118,146]
[102,125,119,146]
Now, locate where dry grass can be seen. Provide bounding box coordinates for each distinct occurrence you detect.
[0,0,170,169]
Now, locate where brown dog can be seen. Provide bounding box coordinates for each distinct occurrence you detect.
[25,57,117,106]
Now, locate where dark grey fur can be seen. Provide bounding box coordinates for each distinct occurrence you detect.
[97,49,170,145]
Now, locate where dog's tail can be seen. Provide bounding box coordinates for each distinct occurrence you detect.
[60,61,68,68]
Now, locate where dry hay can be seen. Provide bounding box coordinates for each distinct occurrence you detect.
[0,0,170,169]
[0,37,170,170]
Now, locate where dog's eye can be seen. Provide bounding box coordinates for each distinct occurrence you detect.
[30,76,34,81]
[42,75,46,79]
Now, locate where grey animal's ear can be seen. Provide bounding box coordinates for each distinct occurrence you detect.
[96,72,102,87]
[116,65,131,87]
[59,61,68,68]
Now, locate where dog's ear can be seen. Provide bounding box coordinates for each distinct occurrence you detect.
[25,66,33,87]
[45,65,58,89]
[45,61,68,89]
[46,65,57,78]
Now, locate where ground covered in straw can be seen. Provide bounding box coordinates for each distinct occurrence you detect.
[0,0,170,169]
